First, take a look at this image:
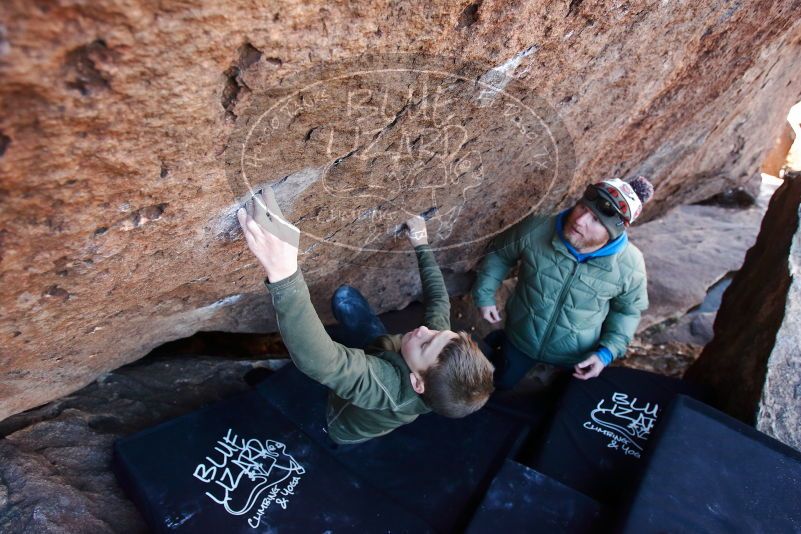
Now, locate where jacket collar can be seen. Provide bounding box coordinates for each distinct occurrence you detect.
[367,335,433,413]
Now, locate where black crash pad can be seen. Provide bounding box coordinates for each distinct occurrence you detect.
[256,364,529,533]
[524,367,700,504]
[465,460,602,534]
[112,390,431,533]
[618,395,801,533]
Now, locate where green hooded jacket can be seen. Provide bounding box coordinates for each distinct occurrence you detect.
[472,213,648,366]
[264,244,449,444]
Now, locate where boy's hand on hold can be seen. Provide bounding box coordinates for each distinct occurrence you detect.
[573,353,604,380]
[405,215,428,247]
[237,187,300,283]
[479,305,502,324]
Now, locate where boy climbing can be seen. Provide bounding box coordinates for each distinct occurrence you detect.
[237,189,495,445]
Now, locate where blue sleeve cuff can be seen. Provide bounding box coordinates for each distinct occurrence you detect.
[596,346,613,366]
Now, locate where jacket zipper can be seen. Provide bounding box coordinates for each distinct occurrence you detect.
[536,260,580,361]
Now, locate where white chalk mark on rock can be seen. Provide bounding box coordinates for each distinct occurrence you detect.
[212,166,322,242]
[477,45,538,106]
[201,294,243,312]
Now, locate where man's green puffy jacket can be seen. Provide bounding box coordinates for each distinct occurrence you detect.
[472,213,648,366]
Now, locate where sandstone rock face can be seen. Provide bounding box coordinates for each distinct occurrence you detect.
[758,227,801,451]
[685,172,801,451]
[630,189,774,332]
[1,1,800,421]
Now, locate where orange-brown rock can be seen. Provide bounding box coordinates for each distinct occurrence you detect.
[1,1,800,421]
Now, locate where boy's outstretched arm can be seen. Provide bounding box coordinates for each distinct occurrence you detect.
[405,215,450,332]
[237,190,404,411]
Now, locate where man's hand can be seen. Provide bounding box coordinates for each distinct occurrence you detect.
[573,353,604,380]
[479,305,502,324]
[405,215,428,246]
[237,188,300,283]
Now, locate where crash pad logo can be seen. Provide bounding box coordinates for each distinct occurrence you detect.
[193,428,305,529]
[582,392,659,459]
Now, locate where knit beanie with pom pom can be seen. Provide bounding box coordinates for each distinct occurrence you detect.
[580,176,655,240]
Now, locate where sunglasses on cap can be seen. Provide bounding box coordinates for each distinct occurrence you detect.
[583,185,623,218]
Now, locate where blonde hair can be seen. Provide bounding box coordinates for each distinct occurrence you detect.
[420,331,495,418]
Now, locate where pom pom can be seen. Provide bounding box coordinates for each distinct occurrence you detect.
[628,176,654,204]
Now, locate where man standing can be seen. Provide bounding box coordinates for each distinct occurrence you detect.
[472,177,654,390]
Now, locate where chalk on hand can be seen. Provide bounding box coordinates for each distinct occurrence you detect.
[247,187,300,248]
